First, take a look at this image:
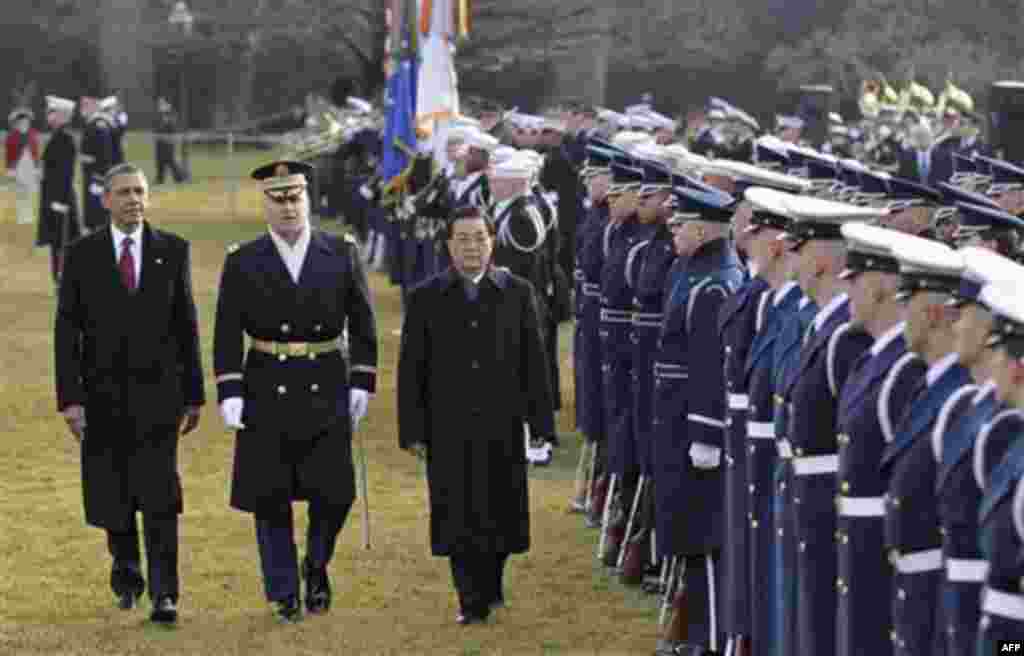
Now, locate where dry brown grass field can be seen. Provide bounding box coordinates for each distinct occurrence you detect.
[0,135,658,655]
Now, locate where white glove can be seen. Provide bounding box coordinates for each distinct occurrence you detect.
[350,388,369,430]
[359,184,373,200]
[689,442,722,470]
[219,397,245,430]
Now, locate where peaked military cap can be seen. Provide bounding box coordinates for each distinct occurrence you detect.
[667,186,737,224]
[754,136,792,168]
[891,236,964,301]
[744,186,794,233]
[581,146,616,177]
[777,194,888,249]
[982,283,1024,356]
[839,223,903,280]
[639,161,674,195]
[838,159,868,189]
[701,159,812,194]
[953,201,1024,242]
[805,155,839,181]
[981,156,1024,191]
[953,152,979,174]
[252,160,314,191]
[949,246,1024,308]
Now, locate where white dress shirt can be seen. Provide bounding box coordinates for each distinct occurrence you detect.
[111,223,142,285]
[268,223,311,284]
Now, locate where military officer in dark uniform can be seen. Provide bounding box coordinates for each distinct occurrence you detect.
[934,246,1024,654]
[654,185,744,656]
[79,97,115,231]
[974,284,1024,655]
[739,187,802,656]
[715,192,768,653]
[213,160,378,622]
[882,237,969,655]
[37,95,79,285]
[615,166,680,582]
[778,195,879,656]
[834,224,920,656]
[569,146,616,512]
[596,160,647,563]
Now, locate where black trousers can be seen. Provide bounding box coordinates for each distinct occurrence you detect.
[106,513,179,602]
[449,551,509,616]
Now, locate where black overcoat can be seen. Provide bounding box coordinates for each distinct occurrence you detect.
[212,231,378,514]
[36,127,80,248]
[54,223,204,530]
[397,268,554,556]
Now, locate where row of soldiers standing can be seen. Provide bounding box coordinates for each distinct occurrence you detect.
[563,103,1024,656]
[12,94,126,284]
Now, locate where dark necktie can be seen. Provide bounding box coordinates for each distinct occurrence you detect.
[464,278,479,303]
[120,236,136,291]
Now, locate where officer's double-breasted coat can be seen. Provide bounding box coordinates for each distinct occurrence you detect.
[213,230,378,515]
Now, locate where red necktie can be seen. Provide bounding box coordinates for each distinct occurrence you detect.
[119,236,136,291]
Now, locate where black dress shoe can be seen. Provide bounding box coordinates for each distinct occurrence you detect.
[272,595,302,624]
[302,559,332,614]
[455,609,489,625]
[111,568,145,610]
[150,596,178,624]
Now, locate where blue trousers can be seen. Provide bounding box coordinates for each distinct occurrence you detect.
[772,462,796,656]
[255,500,351,602]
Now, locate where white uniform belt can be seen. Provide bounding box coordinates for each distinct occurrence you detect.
[633,312,664,322]
[983,587,1024,620]
[582,282,601,296]
[792,454,839,475]
[600,309,633,323]
[946,558,989,583]
[746,420,774,439]
[632,320,662,328]
[728,394,750,411]
[893,548,943,574]
[837,496,885,517]
[777,438,793,459]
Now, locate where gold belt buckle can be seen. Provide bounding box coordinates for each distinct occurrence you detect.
[287,342,309,357]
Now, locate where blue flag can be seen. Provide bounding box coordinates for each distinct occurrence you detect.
[380,40,418,192]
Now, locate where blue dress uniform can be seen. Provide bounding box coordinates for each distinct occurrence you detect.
[600,164,646,507]
[976,413,1024,655]
[579,199,611,444]
[771,292,817,656]
[745,279,799,656]
[633,223,678,477]
[718,267,768,643]
[80,112,114,231]
[652,186,744,652]
[213,162,378,615]
[781,207,877,656]
[881,241,969,656]
[833,224,917,656]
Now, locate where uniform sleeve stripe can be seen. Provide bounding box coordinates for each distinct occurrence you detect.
[216,373,243,383]
[687,413,726,429]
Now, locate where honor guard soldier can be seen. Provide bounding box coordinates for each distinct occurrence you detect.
[882,237,969,655]
[778,195,878,656]
[935,246,1024,653]
[834,224,919,656]
[452,129,495,209]
[596,160,647,563]
[654,185,744,656]
[570,147,616,513]
[715,189,769,654]
[974,283,1024,654]
[79,97,115,231]
[99,96,126,166]
[36,95,79,285]
[739,187,803,656]
[608,157,675,574]
[213,160,378,622]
